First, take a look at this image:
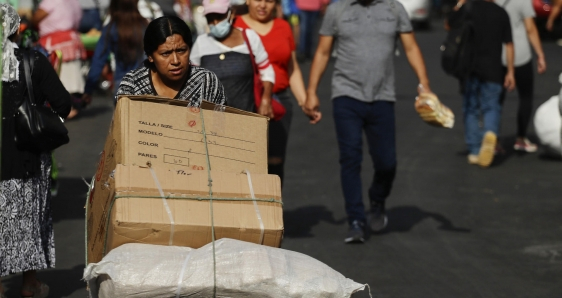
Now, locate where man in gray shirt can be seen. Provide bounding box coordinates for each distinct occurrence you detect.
[303,0,433,243]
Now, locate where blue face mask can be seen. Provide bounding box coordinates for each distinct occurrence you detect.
[209,11,232,39]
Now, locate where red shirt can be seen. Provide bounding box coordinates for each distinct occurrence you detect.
[234,17,295,93]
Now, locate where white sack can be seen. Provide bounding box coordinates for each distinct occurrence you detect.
[84,238,369,298]
[534,95,562,157]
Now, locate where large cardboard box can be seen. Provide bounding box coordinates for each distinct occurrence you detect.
[87,164,283,264]
[95,96,268,186]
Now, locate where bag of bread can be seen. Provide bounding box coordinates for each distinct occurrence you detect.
[415,92,455,129]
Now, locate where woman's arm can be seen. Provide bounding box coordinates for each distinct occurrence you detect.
[204,70,227,106]
[31,8,48,28]
[34,52,72,118]
[115,72,136,102]
[524,17,546,74]
[287,51,306,106]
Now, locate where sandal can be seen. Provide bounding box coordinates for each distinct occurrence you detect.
[21,281,49,298]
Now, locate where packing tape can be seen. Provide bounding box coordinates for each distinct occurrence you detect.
[198,106,218,297]
[175,251,192,298]
[149,167,175,246]
[244,170,265,245]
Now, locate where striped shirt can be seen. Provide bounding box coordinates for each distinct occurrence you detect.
[116,64,227,106]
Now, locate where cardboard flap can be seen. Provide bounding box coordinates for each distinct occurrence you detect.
[118,95,268,119]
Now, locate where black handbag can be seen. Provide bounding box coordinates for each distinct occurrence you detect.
[14,51,69,152]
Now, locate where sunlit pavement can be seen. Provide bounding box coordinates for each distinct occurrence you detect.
[3,19,562,297]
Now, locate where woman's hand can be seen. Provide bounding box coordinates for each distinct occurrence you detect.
[303,92,322,124]
[258,97,275,119]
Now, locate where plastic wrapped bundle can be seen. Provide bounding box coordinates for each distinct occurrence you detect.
[534,95,561,157]
[84,239,369,298]
[415,93,455,129]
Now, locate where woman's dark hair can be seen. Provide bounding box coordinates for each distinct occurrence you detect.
[144,16,193,57]
[108,0,148,66]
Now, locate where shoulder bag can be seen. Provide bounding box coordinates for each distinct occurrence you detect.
[14,51,69,152]
[241,29,286,121]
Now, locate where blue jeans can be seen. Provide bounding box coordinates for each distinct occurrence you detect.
[333,97,397,224]
[79,9,102,33]
[463,77,503,155]
[298,10,319,58]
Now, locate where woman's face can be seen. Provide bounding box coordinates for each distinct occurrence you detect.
[247,0,276,22]
[148,34,190,82]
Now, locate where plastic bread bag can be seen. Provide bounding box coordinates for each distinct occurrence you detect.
[415,92,455,129]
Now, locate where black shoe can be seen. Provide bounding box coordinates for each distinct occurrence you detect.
[344,220,366,243]
[368,202,388,233]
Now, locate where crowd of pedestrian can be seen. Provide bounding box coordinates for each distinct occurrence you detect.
[0,0,559,296]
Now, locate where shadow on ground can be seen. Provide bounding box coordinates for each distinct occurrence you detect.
[52,177,90,223]
[284,205,345,238]
[284,205,470,238]
[3,265,86,298]
[385,206,471,234]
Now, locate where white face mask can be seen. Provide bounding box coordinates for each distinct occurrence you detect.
[209,11,232,39]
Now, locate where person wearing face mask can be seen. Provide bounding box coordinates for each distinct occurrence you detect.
[234,0,307,185]
[190,0,275,116]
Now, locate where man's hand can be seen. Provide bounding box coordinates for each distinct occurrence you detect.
[258,98,274,119]
[303,92,322,124]
[417,83,433,95]
[537,56,547,74]
[504,71,516,92]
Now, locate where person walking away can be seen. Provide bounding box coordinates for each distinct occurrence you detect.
[295,0,328,60]
[83,0,149,105]
[116,16,227,105]
[235,0,308,184]
[448,0,515,166]
[78,0,110,33]
[496,0,546,153]
[32,0,86,119]
[303,0,433,243]
[0,4,72,297]
[190,0,275,117]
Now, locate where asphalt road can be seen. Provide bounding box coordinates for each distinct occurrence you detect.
[3,18,562,298]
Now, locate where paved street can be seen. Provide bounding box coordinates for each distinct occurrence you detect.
[3,18,562,297]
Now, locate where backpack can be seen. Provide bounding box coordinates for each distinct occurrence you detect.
[440,2,474,80]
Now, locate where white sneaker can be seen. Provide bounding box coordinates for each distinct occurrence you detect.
[467,154,479,165]
[478,132,496,168]
[514,138,538,153]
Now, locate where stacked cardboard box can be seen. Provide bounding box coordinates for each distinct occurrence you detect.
[87,96,283,263]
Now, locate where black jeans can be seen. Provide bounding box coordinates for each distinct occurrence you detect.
[500,61,534,138]
[268,89,294,185]
[333,97,397,224]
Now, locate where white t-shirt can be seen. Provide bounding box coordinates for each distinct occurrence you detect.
[190,28,275,84]
[497,0,536,67]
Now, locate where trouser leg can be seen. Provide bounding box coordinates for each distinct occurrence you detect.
[333,96,366,224]
[365,101,397,208]
[515,61,534,138]
[463,77,483,155]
